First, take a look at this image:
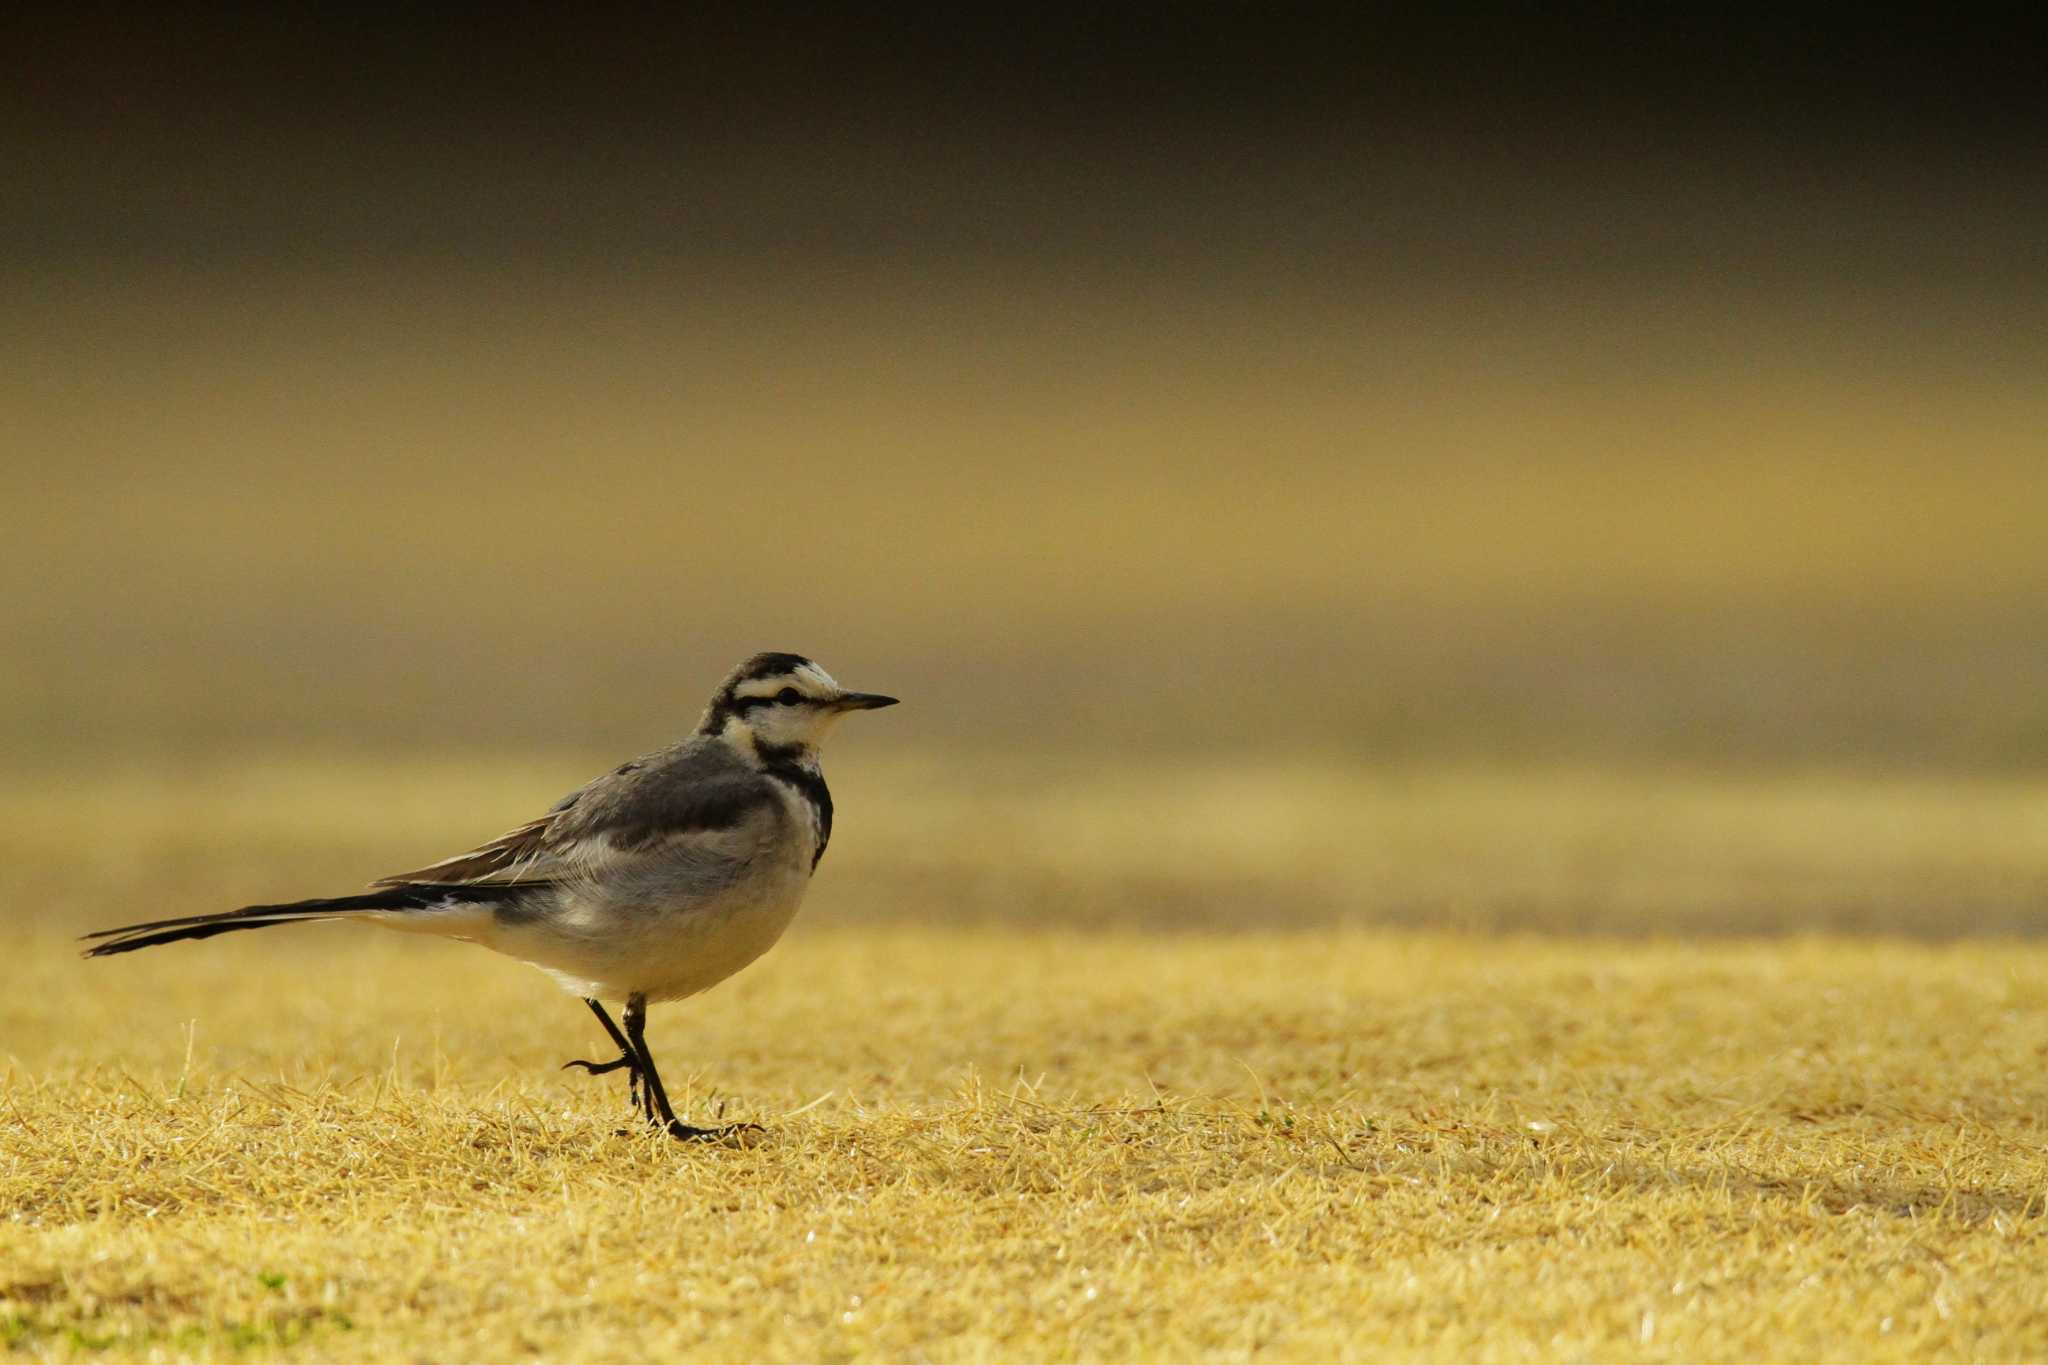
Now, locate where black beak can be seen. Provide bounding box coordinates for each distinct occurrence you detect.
[834,691,900,711]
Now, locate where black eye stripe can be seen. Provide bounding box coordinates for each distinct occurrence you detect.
[731,688,809,713]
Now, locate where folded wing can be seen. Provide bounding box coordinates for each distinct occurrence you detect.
[371,739,786,893]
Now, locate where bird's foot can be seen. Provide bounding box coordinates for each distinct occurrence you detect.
[562,1054,636,1076]
[663,1119,765,1145]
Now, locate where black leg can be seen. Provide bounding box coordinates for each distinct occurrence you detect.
[562,997,642,1113]
[623,996,658,1124]
[623,995,689,1135]
[622,994,757,1142]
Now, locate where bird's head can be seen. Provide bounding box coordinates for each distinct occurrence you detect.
[698,652,899,760]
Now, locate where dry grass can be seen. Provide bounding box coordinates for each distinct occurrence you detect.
[9,147,2045,1359]
[7,927,2048,1361]
[5,760,2048,1359]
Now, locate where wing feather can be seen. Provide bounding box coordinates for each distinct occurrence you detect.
[370,739,784,891]
[370,814,561,887]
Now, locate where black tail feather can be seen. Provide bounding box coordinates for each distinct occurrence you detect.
[82,914,342,956]
[80,882,535,958]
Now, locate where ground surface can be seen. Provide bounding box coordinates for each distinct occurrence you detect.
[5,763,2048,1360]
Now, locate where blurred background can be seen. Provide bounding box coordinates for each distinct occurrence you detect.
[5,8,2045,936]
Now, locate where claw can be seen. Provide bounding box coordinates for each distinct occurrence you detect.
[562,1055,636,1076]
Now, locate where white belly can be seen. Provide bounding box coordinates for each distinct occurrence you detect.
[481,850,814,1004]
[385,760,830,1004]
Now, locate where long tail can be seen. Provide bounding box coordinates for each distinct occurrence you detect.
[80,883,521,957]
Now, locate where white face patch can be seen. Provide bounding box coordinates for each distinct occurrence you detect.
[727,662,848,752]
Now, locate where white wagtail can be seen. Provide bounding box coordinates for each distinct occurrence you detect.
[85,652,898,1141]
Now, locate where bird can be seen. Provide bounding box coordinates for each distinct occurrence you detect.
[83,651,899,1141]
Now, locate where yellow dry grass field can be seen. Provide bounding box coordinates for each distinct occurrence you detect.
[8,177,2045,1361]
[5,762,2048,1359]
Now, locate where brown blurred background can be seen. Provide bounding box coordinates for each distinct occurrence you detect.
[3,9,2044,911]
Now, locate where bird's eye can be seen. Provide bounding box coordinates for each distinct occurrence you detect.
[775,687,804,705]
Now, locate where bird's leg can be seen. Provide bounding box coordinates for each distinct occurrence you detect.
[622,994,692,1135]
[563,997,642,1113]
[622,994,758,1142]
